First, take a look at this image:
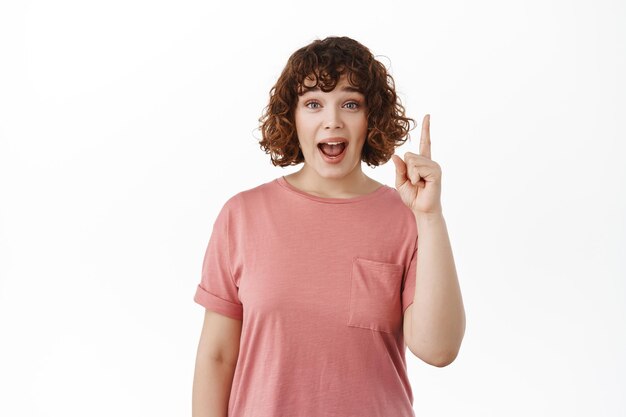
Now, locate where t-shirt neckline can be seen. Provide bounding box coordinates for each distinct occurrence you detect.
[275,175,390,204]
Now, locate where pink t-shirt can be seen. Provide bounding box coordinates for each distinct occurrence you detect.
[194,176,419,417]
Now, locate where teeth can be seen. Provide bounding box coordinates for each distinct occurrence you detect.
[323,142,344,145]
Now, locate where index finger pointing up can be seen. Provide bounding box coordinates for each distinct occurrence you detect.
[420,114,431,159]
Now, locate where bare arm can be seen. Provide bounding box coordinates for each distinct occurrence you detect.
[393,114,466,367]
[405,212,465,367]
[192,309,242,417]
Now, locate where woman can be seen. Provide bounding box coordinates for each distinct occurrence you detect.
[192,36,465,417]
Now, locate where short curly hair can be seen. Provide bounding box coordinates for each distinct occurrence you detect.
[258,36,415,168]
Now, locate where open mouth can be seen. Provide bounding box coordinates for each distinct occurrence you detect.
[318,142,347,158]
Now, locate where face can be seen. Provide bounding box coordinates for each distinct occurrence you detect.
[294,73,368,179]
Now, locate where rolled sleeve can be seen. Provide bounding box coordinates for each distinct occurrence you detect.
[194,284,243,320]
[193,198,243,321]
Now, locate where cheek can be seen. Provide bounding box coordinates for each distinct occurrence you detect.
[352,115,368,136]
[294,114,317,135]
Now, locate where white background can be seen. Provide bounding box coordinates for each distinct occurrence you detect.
[1,0,625,415]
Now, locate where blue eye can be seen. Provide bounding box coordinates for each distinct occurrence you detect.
[344,101,359,109]
[305,101,320,109]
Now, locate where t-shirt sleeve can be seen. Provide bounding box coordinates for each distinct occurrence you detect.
[402,244,418,315]
[193,199,243,321]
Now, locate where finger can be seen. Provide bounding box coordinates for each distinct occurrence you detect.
[410,170,422,186]
[407,162,422,186]
[391,154,409,187]
[420,114,431,160]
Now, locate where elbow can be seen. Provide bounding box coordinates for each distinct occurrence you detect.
[409,346,460,368]
[407,321,466,367]
[431,320,466,367]
[430,350,459,367]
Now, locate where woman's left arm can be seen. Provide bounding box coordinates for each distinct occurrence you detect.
[391,114,466,366]
[409,212,465,366]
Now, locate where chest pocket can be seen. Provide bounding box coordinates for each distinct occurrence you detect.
[347,256,404,334]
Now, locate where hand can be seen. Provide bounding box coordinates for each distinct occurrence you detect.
[390,114,443,217]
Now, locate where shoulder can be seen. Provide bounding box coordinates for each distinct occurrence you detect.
[216,179,278,221]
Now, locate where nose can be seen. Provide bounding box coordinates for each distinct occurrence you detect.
[324,107,343,129]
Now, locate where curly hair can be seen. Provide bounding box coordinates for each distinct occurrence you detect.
[258,36,415,168]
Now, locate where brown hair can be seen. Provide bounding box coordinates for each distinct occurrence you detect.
[258,36,415,168]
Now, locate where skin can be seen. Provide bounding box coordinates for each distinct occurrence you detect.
[283,73,383,198]
[392,115,466,366]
